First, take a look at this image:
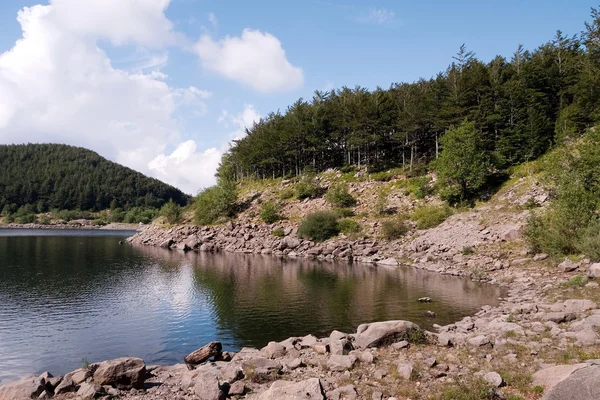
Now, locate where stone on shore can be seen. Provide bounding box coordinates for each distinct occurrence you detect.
[588,263,600,278]
[93,357,146,390]
[539,365,600,400]
[354,320,420,349]
[258,378,325,400]
[327,355,357,371]
[0,376,45,400]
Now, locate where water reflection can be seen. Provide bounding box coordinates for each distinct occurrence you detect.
[0,232,501,384]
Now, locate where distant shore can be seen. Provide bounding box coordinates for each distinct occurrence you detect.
[0,222,143,231]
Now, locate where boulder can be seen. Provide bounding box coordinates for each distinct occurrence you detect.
[93,357,146,390]
[261,341,287,359]
[558,258,579,273]
[588,263,600,279]
[327,385,359,400]
[241,358,282,377]
[327,355,357,371]
[192,372,227,400]
[467,335,490,347]
[258,378,325,400]
[228,380,245,396]
[377,258,398,267]
[542,312,577,324]
[330,339,353,355]
[0,376,45,400]
[76,382,102,399]
[354,320,420,349]
[54,375,76,394]
[483,372,504,387]
[283,236,301,250]
[541,365,600,400]
[532,364,588,391]
[397,363,414,380]
[564,299,597,313]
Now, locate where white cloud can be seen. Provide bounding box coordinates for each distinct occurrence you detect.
[357,8,397,25]
[0,0,209,193]
[208,12,218,27]
[219,105,261,140]
[149,141,222,194]
[194,29,304,92]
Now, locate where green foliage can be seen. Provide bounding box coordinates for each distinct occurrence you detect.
[338,219,361,234]
[195,180,237,225]
[278,187,295,200]
[411,204,453,229]
[440,377,497,400]
[160,199,182,224]
[380,217,409,239]
[260,201,282,224]
[0,144,190,212]
[370,170,395,182]
[272,228,285,237]
[374,187,390,216]
[325,183,356,207]
[123,207,158,224]
[565,274,589,288]
[434,121,492,204]
[297,211,340,242]
[332,208,355,218]
[406,176,433,199]
[462,246,475,255]
[294,174,319,200]
[525,128,600,258]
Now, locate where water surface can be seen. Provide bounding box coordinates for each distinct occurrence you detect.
[0,229,502,383]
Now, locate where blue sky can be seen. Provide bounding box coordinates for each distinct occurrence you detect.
[0,0,595,193]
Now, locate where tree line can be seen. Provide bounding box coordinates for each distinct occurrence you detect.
[0,144,190,214]
[220,8,600,180]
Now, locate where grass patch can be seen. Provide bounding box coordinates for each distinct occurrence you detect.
[462,246,475,255]
[325,183,357,207]
[380,217,410,240]
[564,274,589,288]
[411,204,453,229]
[338,218,361,235]
[439,376,498,400]
[278,187,295,200]
[272,228,285,237]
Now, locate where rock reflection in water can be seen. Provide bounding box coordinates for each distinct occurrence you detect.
[135,246,501,348]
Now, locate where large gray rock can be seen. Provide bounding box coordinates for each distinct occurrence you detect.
[558,258,579,272]
[354,320,420,349]
[93,357,146,389]
[258,378,325,400]
[532,364,588,390]
[541,365,600,400]
[261,341,287,359]
[563,299,597,313]
[588,263,600,278]
[397,363,414,380]
[192,372,227,400]
[327,355,357,372]
[76,382,102,399]
[0,376,45,400]
[327,385,358,400]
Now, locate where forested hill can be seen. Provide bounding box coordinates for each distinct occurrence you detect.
[222,8,600,179]
[0,144,190,212]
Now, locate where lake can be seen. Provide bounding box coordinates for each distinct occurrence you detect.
[0,228,502,384]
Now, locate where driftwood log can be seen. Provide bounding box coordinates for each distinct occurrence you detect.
[184,341,222,370]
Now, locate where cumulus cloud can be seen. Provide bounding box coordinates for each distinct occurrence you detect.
[219,105,261,140]
[194,29,304,92]
[357,8,397,25]
[0,0,216,193]
[208,12,218,27]
[149,141,222,194]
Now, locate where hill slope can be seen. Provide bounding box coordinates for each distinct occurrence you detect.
[0,144,189,212]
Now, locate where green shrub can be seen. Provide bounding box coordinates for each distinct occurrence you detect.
[260,201,282,224]
[109,208,125,223]
[406,176,433,199]
[278,187,295,200]
[338,218,361,234]
[297,211,340,242]
[381,217,409,239]
[92,219,106,226]
[374,187,390,216]
[38,215,52,225]
[123,207,158,224]
[370,170,395,182]
[15,213,36,224]
[411,204,453,229]
[340,165,356,174]
[294,174,319,200]
[332,208,355,218]
[160,199,182,224]
[462,246,474,255]
[195,180,237,225]
[325,183,357,207]
[272,228,285,237]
